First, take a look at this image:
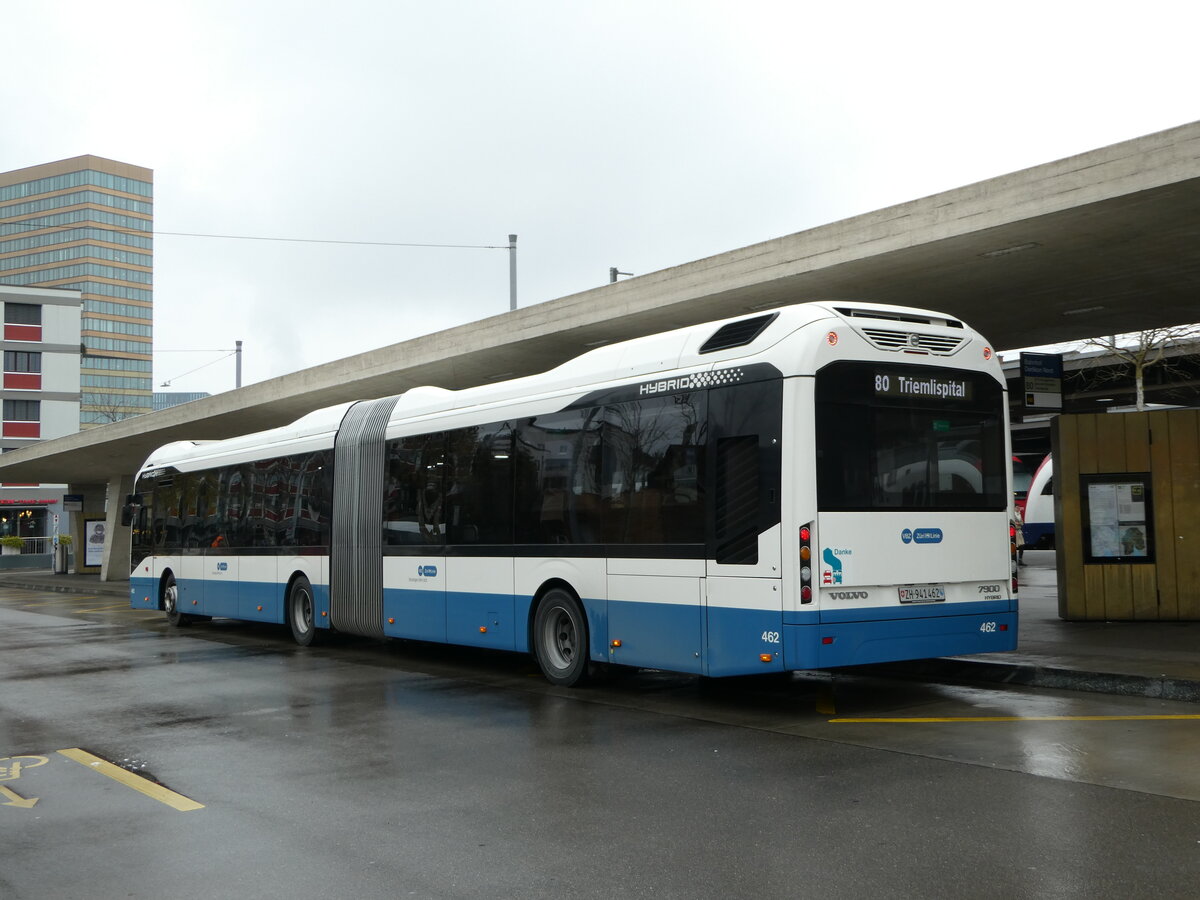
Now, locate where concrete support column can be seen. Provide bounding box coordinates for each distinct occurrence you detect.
[66,481,108,575]
[100,473,135,583]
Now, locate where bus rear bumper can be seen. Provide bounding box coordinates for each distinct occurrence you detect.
[785,610,1018,669]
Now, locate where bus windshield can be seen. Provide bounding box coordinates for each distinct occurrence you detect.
[815,361,1007,511]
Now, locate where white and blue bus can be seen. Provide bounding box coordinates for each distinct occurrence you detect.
[126,301,1017,685]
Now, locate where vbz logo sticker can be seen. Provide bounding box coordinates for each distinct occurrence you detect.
[216,562,228,572]
[417,565,438,578]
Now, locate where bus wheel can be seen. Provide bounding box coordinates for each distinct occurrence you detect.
[287,576,319,647]
[533,588,590,687]
[163,575,192,627]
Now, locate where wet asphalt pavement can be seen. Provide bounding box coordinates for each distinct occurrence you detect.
[2,587,1199,899]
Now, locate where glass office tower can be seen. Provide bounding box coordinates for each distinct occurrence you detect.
[0,155,153,428]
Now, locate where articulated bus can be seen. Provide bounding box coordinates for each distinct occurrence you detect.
[126,301,1018,686]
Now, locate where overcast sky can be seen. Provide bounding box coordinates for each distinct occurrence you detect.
[3,1,1198,396]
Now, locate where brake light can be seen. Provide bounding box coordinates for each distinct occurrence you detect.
[800,523,814,603]
[1010,522,1019,594]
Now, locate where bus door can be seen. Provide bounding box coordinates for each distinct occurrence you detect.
[381,428,447,642]
[209,467,245,619]
[704,380,784,676]
[442,423,517,649]
[188,471,239,618]
[603,394,710,674]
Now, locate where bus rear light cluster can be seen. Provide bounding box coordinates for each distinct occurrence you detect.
[1010,523,1019,593]
[800,524,813,603]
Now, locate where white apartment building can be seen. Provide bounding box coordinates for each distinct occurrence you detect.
[0,284,82,548]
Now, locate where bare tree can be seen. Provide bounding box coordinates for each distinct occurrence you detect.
[1077,324,1200,411]
[84,395,149,425]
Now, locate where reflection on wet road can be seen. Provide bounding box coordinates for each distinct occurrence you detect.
[5,585,1199,801]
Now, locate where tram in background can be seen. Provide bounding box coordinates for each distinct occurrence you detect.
[125,300,1017,686]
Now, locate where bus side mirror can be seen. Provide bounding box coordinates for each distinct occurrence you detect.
[121,493,143,526]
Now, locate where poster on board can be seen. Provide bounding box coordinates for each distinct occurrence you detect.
[1080,473,1155,564]
[84,519,106,567]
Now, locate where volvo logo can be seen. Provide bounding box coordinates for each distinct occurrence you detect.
[828,590,869,600]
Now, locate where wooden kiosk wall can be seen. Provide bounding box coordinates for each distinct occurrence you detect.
[1052,410,1200,621]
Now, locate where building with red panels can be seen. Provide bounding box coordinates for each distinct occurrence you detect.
[0,284,82,548]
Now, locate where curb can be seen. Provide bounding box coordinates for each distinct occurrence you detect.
[0,576,128,598]
[859,658,1200,703]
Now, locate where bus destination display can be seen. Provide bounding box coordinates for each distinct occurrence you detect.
[873,370,973,402]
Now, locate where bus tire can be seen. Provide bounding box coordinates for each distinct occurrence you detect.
[533,588,590,687]
[287,575,320,647]
[162,574,192,627]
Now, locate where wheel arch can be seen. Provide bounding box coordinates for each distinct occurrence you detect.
[527,578,583,654]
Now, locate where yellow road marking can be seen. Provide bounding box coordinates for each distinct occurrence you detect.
[57,748,204,811]
[0,784,38,808]
[75,602,132,613]
[830,714,1200,723]
[0,754,48,780]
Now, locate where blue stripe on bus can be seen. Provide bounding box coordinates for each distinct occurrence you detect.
[786,609,1018,668]
[133,574,1016,675]
[131,576,328,627]
[818,598,1012,623]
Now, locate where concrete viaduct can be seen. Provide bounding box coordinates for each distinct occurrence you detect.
[3,120,1199,579]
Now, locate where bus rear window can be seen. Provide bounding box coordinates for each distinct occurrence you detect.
[815,362,1006,511]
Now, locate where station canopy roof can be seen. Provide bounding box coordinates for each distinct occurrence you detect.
[5,121,1199,486]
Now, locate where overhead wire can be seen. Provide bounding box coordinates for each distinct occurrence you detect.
[0,217,509,249]
[158,350,238,387]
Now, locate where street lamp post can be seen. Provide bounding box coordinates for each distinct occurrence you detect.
[509,234,518,311]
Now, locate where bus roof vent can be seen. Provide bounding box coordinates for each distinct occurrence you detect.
[834,306,964,329]
[699,313,779,354]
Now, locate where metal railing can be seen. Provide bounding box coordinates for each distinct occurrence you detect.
[3,535,60,554]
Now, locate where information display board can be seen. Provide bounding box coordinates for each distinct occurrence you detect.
[1021,352,1063,411]
[1079,473,1154,564]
